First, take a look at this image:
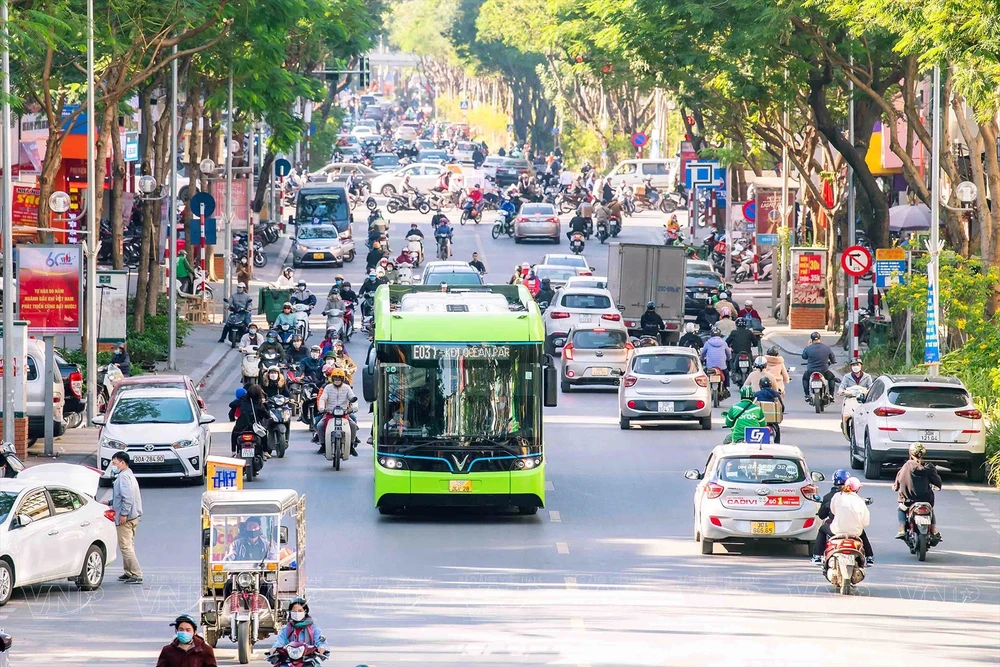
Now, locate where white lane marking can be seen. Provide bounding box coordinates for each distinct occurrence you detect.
[556,542,570,554]
[545,481,555,491]
[570,617,586,631]
[549,510,562,522]
[955,487,1000,534]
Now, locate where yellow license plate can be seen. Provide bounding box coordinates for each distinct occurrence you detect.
[312,252,326,259]
[750,521,775,535]
[591,367,611,376]
[449,480,473,493]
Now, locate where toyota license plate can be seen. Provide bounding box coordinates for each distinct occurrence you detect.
[921,430,939,442]
[240,447,255,458]
[449,480,472,493]
[658,401,675,413]
[591,367,611,377]
[312,253,325,260]
[131,454,164,464]
[750,521,775,535]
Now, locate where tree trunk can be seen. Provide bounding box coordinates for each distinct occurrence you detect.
[90,104,117,244]
[253,150,275,215]
[134,87,156,333]
[109,113,127,270]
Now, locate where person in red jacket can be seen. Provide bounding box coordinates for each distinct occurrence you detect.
[522,270,541,296]
[737,299,762,322]
[156,614,217,667]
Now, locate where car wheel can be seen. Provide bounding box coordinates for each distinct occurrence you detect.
[76,544,105,591]
[380,184,396,196]
[619,416,630,430]
[700,415,712,430]
[862,433,881,480]
[968,456,987,483]
[292,259,301,268]
[560,379,571,393]
[701,538,714,555]
[0,560,12,606]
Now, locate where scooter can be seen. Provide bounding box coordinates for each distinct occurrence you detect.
[596,219,610,244]
[706,367,727,407]
[435,234,451,260]
[569,231,586,255]
[904,500,941,562]
[240,345,261,385]
[609,215,621,238]
[323,306,345,342]
[405,234,424,266]
[809,371,835,413]
[386,192,431,215]
[235,423,267,481]
[0,441,25,477]
[292,303,310,341]
[324,406,352,471]
[265,394,292,458]
[266,641,328,666]
[823,534,867,596]
[730,352,752,388]
[341,301,355,342]
[224,302,251,348]
[274,322,296,345]
[839,386,868,442]
[260,348,283,373]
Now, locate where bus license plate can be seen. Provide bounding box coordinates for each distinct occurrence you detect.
[921,430,939,442]
[449,480,473,493]
[312,253,326,260]
[131,454,163,464]
[750,521,775,535]
[240,447,255,458]
[591,367,610,376]
[658,401,674,413]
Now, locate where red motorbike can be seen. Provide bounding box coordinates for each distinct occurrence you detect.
[823,535,867,595]
[267,641,327,666]
[341,300,355,342]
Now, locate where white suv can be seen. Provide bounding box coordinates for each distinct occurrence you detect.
[849,375,987,481]
[542,288,622,355]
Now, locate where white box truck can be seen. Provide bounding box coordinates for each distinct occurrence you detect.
[606,243,687,343]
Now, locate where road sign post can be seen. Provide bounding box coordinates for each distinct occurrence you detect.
[841,245,873,360]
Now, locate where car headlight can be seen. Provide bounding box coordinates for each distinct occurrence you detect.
[296,244,308,252]
[171,439,196,450]
[236,572,254,589]
[100,437,127,451]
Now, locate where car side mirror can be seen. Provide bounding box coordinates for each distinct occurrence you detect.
[15,514,32,528]
[683,469,702,481]
[199,414,216,425]
[279,526,289,545]
[810,471,825,482]
[543,355,558,408]
[590,266,595,272]
[92,415,106,426]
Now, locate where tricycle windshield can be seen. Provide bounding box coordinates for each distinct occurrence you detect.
[210,514,281,564]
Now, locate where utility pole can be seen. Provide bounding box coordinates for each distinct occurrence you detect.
[927,64,942,376]
[1,0,15,445]
[847,57,857,358]
[224,68,234,301]
[85,0,98,426]
[168,44,178,370]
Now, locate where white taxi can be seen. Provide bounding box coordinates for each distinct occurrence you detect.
[684,443,824,555]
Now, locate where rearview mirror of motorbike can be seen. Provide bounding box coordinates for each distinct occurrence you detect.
[683,469,702,481]
[865,497,874,506]
[810,471,826,482]
[617,304,626,312]
[279,526,289,545]
[543,358,558,408]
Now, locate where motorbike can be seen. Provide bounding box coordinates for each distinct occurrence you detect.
[224,303,252,348]
[292,303,311,341]
[274,323,296,345]
[840,386,868,442]
[257,221,280,247]
[734,250,773,283]
[569,231,586,255]
[240,346,261,385]
[265,394,292,458]
[266,642,328,666]
[664,227,684,247]
[323,305,345,342]
[706,367,726,408]
[491,210,515,240]
[285,366,303,417]
[0,441,25,478]
[904,500,940,561]
[235,423,267,481]
[609,215,621,238]
[96,363,125,414]
[405,234,424,266]
[233,234,268,268]
[386,192,431,215]
[730,352,752,388]
[460,200,483,225]
[428,190,455,212]
[341,301,355,342]
[260,348,284,374]
[0,628,11,667]
[299,380,319,426]
[324,406,352,471]
[596,219,610,244]
[809,371,834,413]
[823,534,867,596]
[435,234,451,260]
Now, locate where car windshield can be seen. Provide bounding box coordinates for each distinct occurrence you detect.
[110,396,194,424]
[561,293,612,309]
[297,193,348,229]
[377,343,541,447]
[209,515,281,563]
[457,143,476,152]
[547,256,587,268]
[686,272,722,288]
[536,268,576,282]
[420,151,447,161]
[297,226,340,240]
[372,155,399,168]
[633,354,698,375]
[718,457,805,483]
[424,271,483,286]
[888,386,969,408]
[522,205,555,216]
[0,491,17,524]
[572,329,628,349]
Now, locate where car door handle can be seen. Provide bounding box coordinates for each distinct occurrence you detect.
[79,521,90,527]
[47,529,59,535]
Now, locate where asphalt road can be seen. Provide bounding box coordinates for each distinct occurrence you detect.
[3,203,999,666]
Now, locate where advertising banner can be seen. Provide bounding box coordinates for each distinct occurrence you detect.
[96,270,128,343]
[790,248,826,306]
[11,185,40,227]
[754,188,794,246]
[16,244,84,335]
[211,179,250,231]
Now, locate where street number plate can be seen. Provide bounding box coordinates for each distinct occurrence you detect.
[658,401,675,413]
[591,367,611,377]
[750,521,775,535]
[921,430,939,442]
[240,447,255,458]
[131,454,163,464]
[579,314,593,323]
[449,480,473,493]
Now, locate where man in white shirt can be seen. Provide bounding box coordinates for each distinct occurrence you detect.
[830,477,871,538]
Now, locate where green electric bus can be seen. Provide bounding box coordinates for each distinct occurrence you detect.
[361,284,557,515]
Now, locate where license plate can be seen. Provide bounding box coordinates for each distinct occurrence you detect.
[131,454,164,464]
[591,367,611,377]
[658,401,675,413]
[579,314,593,323]
[695,293,708,300]
[739,362,749,369]
[750,521,775,535]
[449,480,472,493]
[921,430,939,442]
[811,380,825,388]
[240,447,255,458]
[312,252,325,259]
[914,515,931,525]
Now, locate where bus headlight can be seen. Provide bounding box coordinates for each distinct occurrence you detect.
[378,457,407,470]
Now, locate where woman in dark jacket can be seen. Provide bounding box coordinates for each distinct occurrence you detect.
[156,614,217,667]
[230,384,266,454]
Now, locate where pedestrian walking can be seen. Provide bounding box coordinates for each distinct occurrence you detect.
[156,614,217,667]
[109,452,143,583]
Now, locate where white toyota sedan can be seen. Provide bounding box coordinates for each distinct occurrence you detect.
[685,443,824,555]
[0,464,118,606]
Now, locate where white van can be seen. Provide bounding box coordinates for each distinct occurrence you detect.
[0,337,65,441]
[607,159,676,189]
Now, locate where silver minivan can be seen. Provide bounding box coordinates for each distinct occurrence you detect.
[0,337,65,440]
[607,159,676,189]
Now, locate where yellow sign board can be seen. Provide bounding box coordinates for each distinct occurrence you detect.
[875,248,906,261]
[206,455,246,491]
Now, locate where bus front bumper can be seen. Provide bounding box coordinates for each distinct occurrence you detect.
[375,463,545,509]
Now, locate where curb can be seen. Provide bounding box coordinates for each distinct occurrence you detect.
[276,235,292,269]
[194,344,237,389]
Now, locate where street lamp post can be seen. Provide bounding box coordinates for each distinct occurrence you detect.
[1,0,14,445]
[85,0,98,426]
[169,44,178,370]
[927,65,942,377]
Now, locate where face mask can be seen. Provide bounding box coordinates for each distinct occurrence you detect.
[247,528,261,538]
[290,611,306,622]
[293,342,302,349]
[113,349,121,355]
[176,631,193,644]
[851,366,862,374]
[310,353,320,360]
[269,374,279,381]
[111,465,121,476]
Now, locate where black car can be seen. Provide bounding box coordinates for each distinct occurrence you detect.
[495,158,530,187]
[55,352,86,429]
[684,270,725,321]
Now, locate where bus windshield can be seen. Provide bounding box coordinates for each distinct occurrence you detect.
[297,192,349,231]
[377,343,541,448]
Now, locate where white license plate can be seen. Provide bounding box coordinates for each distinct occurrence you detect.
[240,447,255,458]
[579,314,593,323]
[131,454,164,464]
[811,380,825,388]
[591,367,611,377]
[658,401,675,413]
[739,362,749,369]
[914,516,931,525]
[695,293,708,300]
[921,430,939,442]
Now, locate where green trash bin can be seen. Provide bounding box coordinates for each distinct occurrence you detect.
[867,316,892,349]
[259,287,292,328]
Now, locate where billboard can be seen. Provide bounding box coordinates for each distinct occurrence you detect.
[11,185,40,228]
[96,270,128,343]
[211,179,250,231]
[16,244,84,335]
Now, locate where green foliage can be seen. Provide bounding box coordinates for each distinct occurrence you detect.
[126,296,194,365]
[309,111,345,171]
[559,123,633,169]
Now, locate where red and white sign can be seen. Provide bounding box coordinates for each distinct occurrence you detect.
[11,185,40,227]
[16,245,84,335]
[841,245,872,277]
[210,180,251,231]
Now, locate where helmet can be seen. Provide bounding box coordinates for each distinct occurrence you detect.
[851,357,864,367]
[735,317,748,328]
[521,262,530,270]
[335,273,344,281]
[297,280,307,288]
[646,301,655,309]
[832,469,850,487]
[282,301,292,310]
[909,443,927,459]
[718,307,731,318]
[287,596,310,614]
[767,346,780,357]
[266,331,277,341]
[718,291,729,300]
[843,477,862,493]
[235,387,247,399]
[283,267,292,275]
[291,335,303,343]
[740,385,755,400]
[323,349,336,359]
[810,331,821,341]
[310,345,322,353]
[753,356,766,369]
[744,299,753,307]
[758,376,772,389]
[170,613,199,630]
[684,323,695,334]
[710,327,722,336]
[236,283,247,291]
[328,368,346,381]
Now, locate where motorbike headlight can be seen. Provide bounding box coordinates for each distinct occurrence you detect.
[287,645,306,660]
[100,437,128,451]
[236,572,254,589]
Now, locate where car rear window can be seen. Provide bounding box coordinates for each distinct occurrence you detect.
[561,293,611,309]
[633,354,698,375]
[686,272,721,288]
[571,330,628,349]
[547,256,587,268]
[887,386,969,408]
[522,204,554,216]
[425,271,483,286]
[718,457,805,483]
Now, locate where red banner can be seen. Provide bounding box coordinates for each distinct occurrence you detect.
[211,179,251,230]
[12,185,40,227]
[16,245,83,335]
[797,253,822,283]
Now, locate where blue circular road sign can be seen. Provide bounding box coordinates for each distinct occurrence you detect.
[274,158,292,178]
[189,192,216,217]
[631,132,648,148]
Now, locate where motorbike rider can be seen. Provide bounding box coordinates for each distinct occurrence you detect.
[678,322,703,352]
[640,302,664,342]
[716,307,737,336]
[695,300,720,332]
[801,331,837,401]
[358,271,384,309]
[110,344,132,377]
[567,212,590,241]
[383,261,400,284]
[324,339,357,382]
[256,330,285,365]
[893,443,943,540]
[402,173,421,208]
[225,515,278,561]
[289,281,317,312]
[593,200,611,235]
[434,217,454,256]
[664,215,682,244]
[315,368,359,455]
[743,356,770,391]
[273,302,298,340]
[723,385,767,444]
[753,376,784,411]
[469,252,487,275]
[839,357,874,394]
[467,183,484,209]
[522,270,541,297]
[275,266,296,289]
[218,283,253,343]
[300,345,326,386]
[230,385,268,455]
[366,241,386,272]
[272,597,329,656]
[813,470,875,565]
[764,345,790,396]
[339,280,358,306]
[726,317,757,362]
[829,477,872,555]
[284,335,308,366]
[509,263,524,285]
[322,288,346,327]
[238,323,264,350]
[738,299,762,323]
[714,290,736,316]
[701,327,732,392]
[534,278,555,308]
[260,365,290,399]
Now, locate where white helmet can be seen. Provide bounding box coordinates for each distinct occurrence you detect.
[684,323,696,334]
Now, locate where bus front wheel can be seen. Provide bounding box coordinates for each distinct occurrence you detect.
[518,505,538,516]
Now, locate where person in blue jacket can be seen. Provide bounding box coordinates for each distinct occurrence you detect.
[272,597,329,655]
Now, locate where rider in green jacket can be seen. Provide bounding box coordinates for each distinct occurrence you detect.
[723,385,768,444]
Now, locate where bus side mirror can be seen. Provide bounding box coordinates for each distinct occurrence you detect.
[362,363,375,403]
[543,356,558,408]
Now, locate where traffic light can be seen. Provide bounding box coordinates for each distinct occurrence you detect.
[358,57,371,89]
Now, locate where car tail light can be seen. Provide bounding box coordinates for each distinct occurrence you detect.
[623,375,637,388]
[695,374,709,387]
[625,342,635,352]
[704,483,724,499]
[801,484,820,500]
[546,217,558,223]
[695,400,705,409]
[708,516,723,527]
[549,311,570,319]
[566,369,576,378]
[803,517,815,529]
[873,407,906,417]
[580,271,593,276]
[956,408,982,420]
[627,400,636,409]
[601,313,621,321]
[516,217,527,224]
[104,509,117,523]
[562,344,574,361]
[69,371,83,398]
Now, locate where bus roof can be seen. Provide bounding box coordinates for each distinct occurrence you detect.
[374,284,544,343]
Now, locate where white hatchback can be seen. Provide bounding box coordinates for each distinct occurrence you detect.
[685,443,824,555]
[542,287,623,355]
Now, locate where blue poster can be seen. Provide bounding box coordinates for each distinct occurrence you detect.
[924,278,940,363]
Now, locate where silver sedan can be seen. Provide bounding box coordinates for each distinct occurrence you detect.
[618,346,713,430]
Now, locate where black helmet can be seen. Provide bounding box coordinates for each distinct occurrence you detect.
[736,317,747,328]
[646,301,655,309]
[759,376,772,390]
[287,596,310,615]
[170,613,198,630]
[767,346,780,356]
[810,331,821,341]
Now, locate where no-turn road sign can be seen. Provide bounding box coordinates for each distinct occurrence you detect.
[841,245,873,277]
